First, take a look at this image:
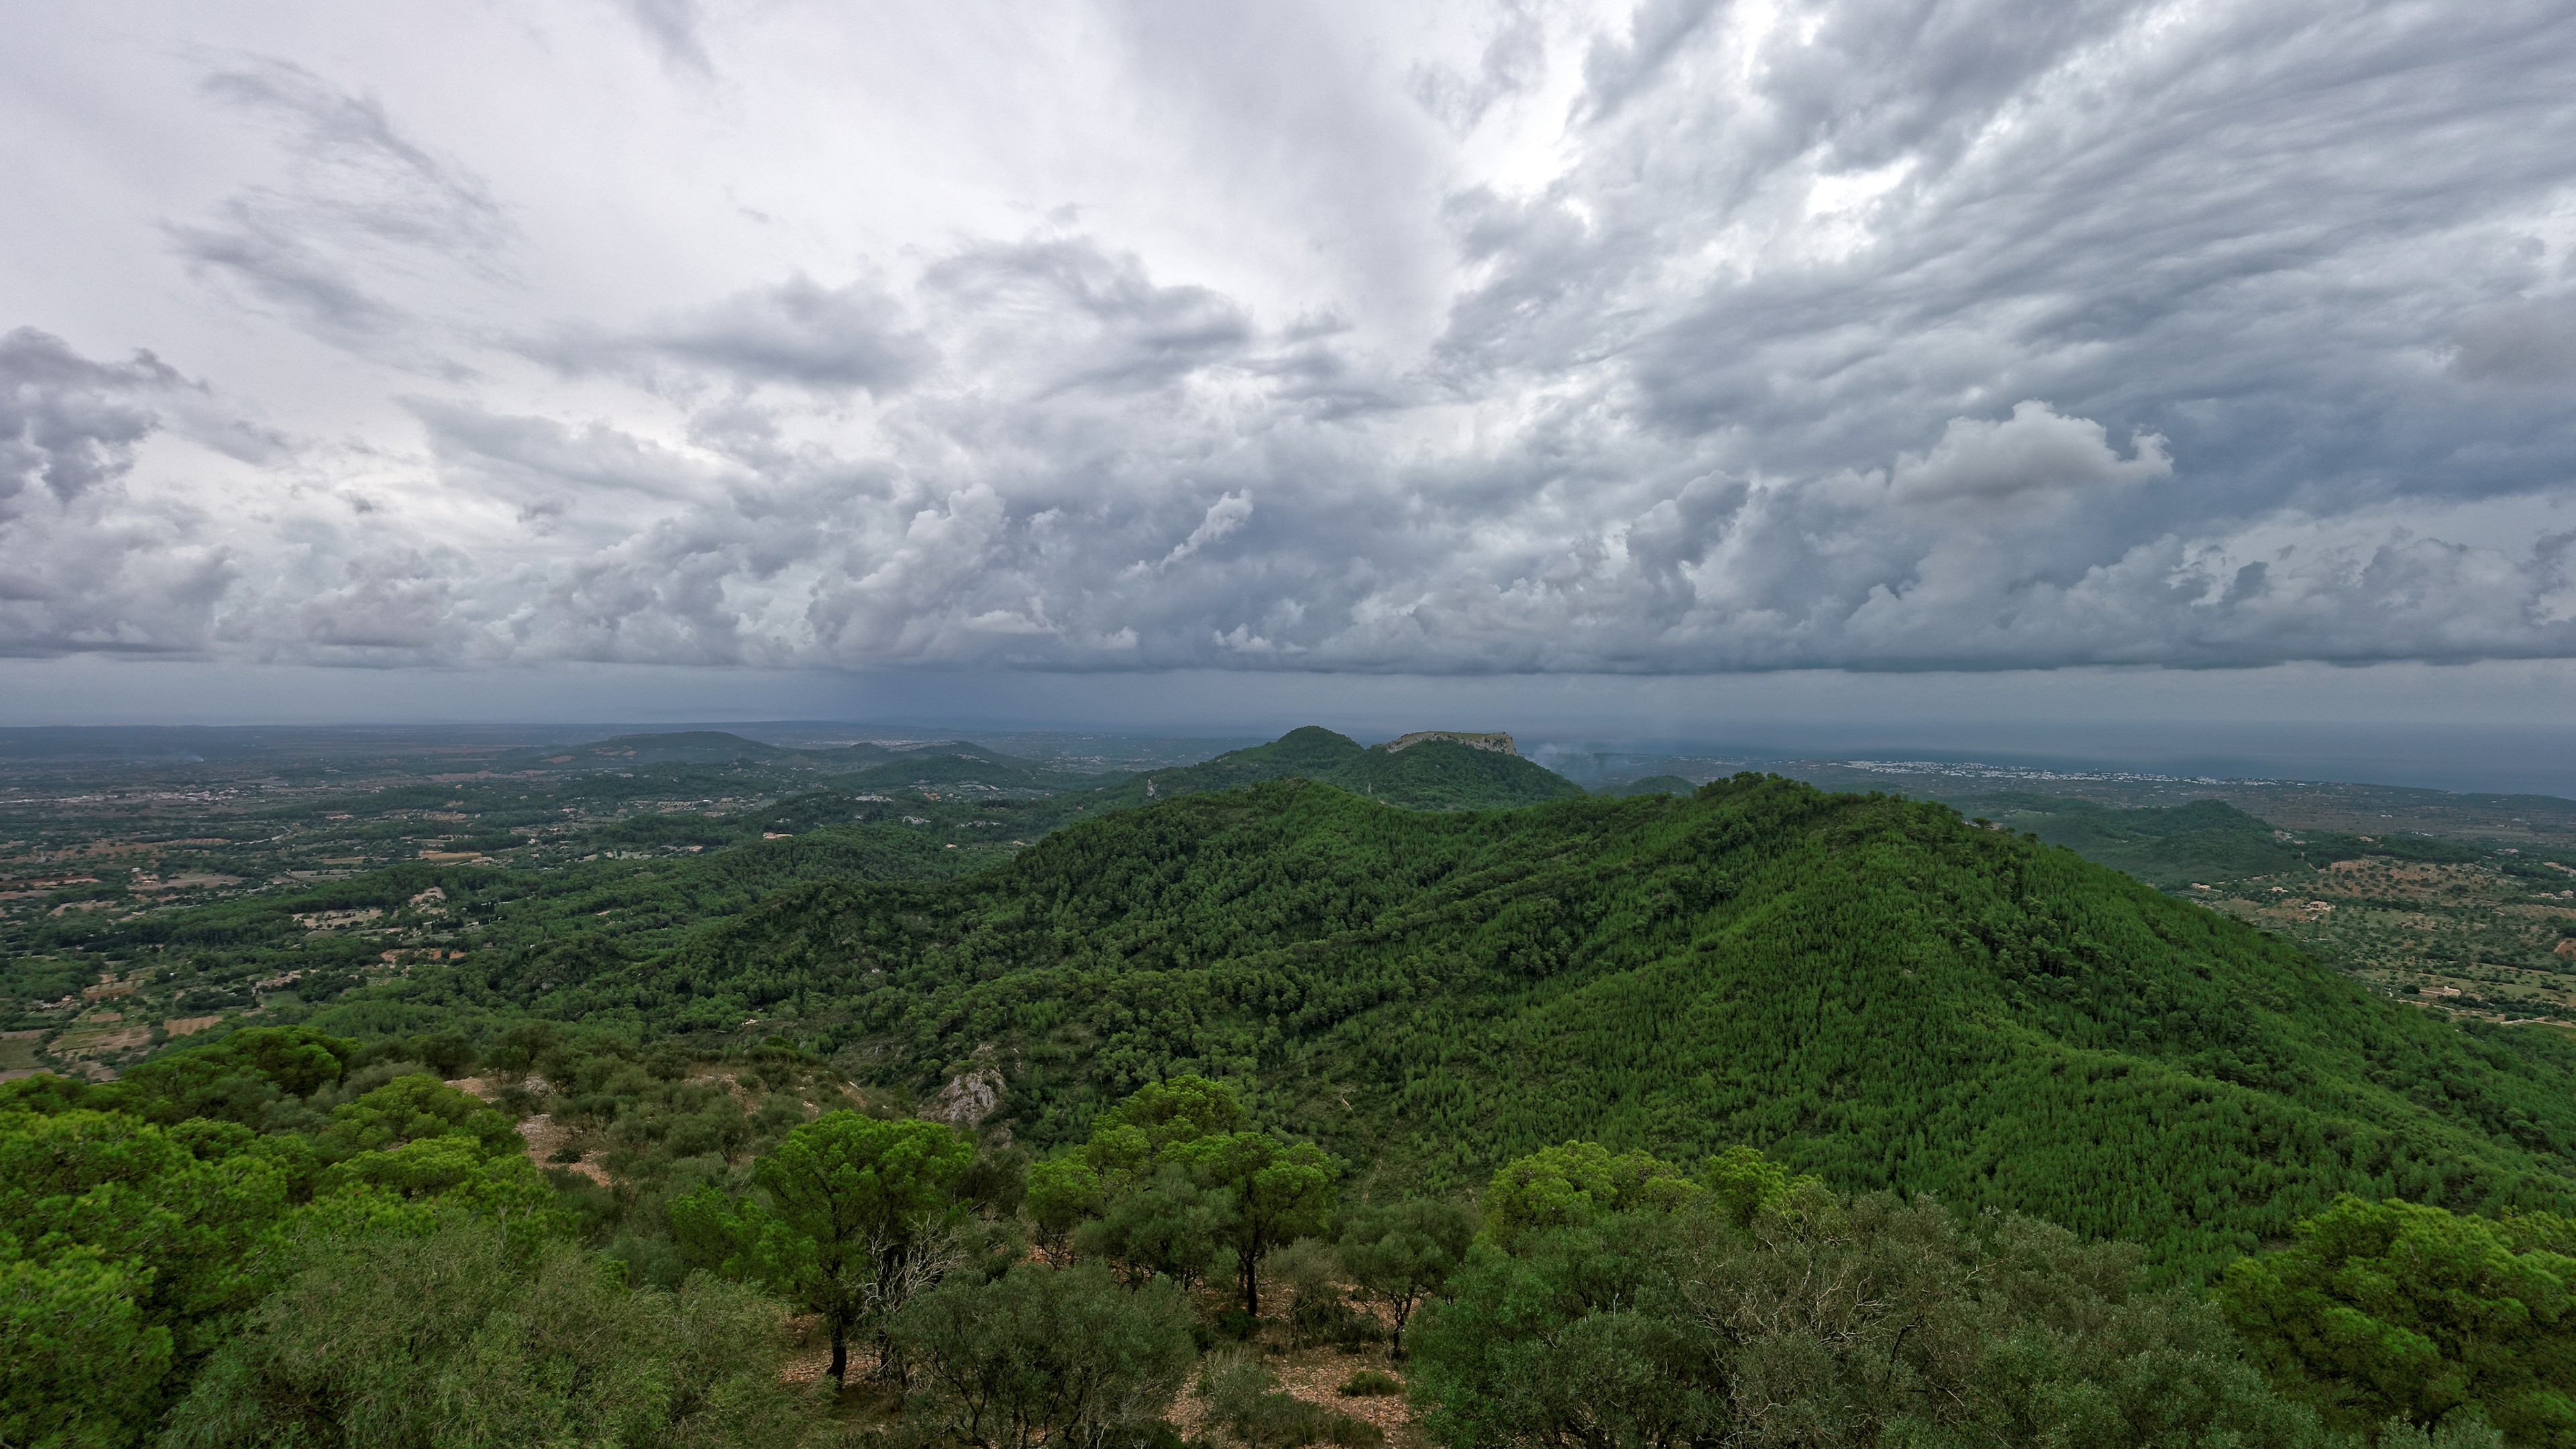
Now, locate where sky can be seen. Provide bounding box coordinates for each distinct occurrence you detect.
[5,1,2576,778]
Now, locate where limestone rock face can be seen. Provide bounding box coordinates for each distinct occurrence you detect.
[922,1064,1006,1128]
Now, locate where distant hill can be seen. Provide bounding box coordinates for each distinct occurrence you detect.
[488,731,806,771]
[798,739,1006,771]
[1085,726,1585,810]
[1957,792,2501,890]
[822,749,1116,795]
[474,727,1587,805]
[610,773,2576,1282]
[482,732,1107,792]
[1998,796,2306,887]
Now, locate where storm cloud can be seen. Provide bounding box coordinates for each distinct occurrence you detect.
[3,0,2573,679]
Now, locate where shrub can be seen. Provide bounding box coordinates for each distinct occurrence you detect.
[1197,1353,1384,1448]
[1261,1238,1374,1347]
[1074,1167,1227,1289]
[160,1216,809,1448]
[892,1261,1197,1449]
[1411,1187,2329,1448]
[1338,1199,1474,1358]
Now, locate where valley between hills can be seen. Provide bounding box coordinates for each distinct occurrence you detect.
[7,724,2575,1445]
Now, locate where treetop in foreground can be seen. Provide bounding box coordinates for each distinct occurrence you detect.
[2219,1194,2576,1444]
[1409,1137,2559,1448]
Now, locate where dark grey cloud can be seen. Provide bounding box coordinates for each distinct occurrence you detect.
[288,549,463,652]
[2453,295,2576,384]
[169,201,413,348]
[653,276,929,392]
[922,239,1254,396]
[0,328,179,509]
[170,58,508,369]
[620,0,713,76]
[1576,0,1721,124]
[1585,0,2576,492]
[535,275,932,395]
[0,331,235,656]
[405,397,731,515]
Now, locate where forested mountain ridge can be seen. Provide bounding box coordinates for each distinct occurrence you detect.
[485,730,1109,791]
[555,773,2576,1281]
[1081,727,1585,812]
[0,727,1595,1066]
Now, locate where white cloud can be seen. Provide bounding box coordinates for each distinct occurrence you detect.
[1155,490,1254,569]
[1884,401,2167,508]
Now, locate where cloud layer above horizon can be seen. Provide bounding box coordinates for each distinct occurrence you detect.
[5,0,2575,677]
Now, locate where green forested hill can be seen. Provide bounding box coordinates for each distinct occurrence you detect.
[1935,791,2512,890]
[2008,797,2306,885]
[566,774,2576,1281]
[487,729,815,771]
[1087,726,1584,810]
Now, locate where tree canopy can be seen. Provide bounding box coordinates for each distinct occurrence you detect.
[1048,1076,1336,1320]
[2219,1195,2576,1444]
[674,1110,973,1383]
[1412,1144,2332,1448]
[1336,1197,1474,1356]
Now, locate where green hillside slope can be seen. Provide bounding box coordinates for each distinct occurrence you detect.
[1608,773,1693,796]
[1091,726,1584,810]
[589,774,2576,1281]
